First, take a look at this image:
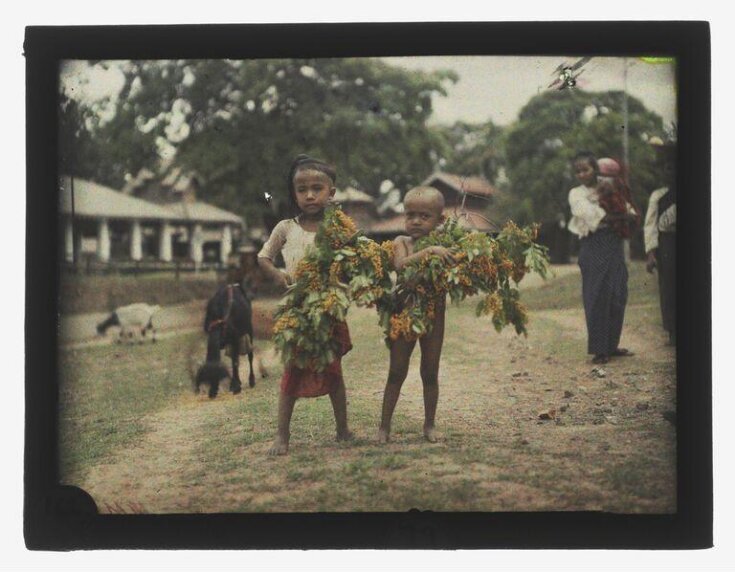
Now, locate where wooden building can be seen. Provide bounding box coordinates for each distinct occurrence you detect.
[60,175,243,268]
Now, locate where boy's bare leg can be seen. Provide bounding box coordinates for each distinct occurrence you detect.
[329,377,353,441]
[268,393,296,455]
[419,301,445,443]
[378,338,416,443]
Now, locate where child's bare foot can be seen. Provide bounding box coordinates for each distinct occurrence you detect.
[423,425,438,443]
[336,429,354,442]
[377,427,390,444]
[267,434,289,456]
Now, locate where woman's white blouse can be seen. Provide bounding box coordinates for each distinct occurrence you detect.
[257,218,316,276]
[568,185,606,238]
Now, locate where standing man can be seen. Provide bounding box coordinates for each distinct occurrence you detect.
[644,139,677,346]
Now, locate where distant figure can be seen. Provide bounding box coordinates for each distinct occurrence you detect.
[567,151,637,364]
[258,154,353,456]
[644,141,677,346]
[378,186,456,445]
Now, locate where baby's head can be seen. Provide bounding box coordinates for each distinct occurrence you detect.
[597,157,621,178]
[402,186,446,239]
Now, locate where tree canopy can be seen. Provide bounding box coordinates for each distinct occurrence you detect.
[60,59,457,225]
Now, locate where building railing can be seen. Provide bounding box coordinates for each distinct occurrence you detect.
[61,256,231,278]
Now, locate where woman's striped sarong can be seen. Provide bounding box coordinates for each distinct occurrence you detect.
[578,227,628,356]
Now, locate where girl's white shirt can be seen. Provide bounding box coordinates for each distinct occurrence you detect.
[257,217,316,276]
[568,184,606,238]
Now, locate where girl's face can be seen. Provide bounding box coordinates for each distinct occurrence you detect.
[574,159,597,187]
[292,169,335,217]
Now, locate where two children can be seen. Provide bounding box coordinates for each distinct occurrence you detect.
[259,157,453,454]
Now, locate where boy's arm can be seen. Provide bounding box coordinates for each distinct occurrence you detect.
[393,236,455,271]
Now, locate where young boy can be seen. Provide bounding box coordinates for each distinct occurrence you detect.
[378,187,455,444]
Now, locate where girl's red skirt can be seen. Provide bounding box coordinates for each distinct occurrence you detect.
[280,322,352,398]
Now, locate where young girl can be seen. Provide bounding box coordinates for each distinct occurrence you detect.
[568,151,636,364]
[258,154,353,455]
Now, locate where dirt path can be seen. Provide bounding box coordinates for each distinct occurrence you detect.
[65,263,676,513]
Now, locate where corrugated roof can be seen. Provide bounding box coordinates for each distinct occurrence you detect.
[60,176,243,225]
[367,208,499,234]
[163,201,243,225]
[421,172,496,198]
[60,177,178,221]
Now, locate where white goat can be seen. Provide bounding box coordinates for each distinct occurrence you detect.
[96,303,161,344]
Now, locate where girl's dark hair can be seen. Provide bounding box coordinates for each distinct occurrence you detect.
[287,154,337,196]
[284,154,336,217]
[572,151,599,173]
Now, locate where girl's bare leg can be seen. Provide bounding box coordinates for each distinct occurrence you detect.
[329,377,353,440]
[268,393,296,455]
[378,338,416,443]
[419,303,445,443]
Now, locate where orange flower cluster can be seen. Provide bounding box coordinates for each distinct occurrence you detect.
[360,240,386,279]
[380,240,395,263]
[379,217,549,343]
[273,206,394,371]
[327,209,358,249]
[323,291,341,313]
[388,309,415,342]
[272,313,299,335]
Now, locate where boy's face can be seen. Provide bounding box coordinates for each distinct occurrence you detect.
[574,159,597,187]
[292,169,335,215]
[403,196,444,240]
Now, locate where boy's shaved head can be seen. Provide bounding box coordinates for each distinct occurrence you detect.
[403,186,445,214]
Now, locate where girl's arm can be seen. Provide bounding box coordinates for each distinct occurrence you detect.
[257,256,290,290]
[257,221,291,291]
[393,236,455,271]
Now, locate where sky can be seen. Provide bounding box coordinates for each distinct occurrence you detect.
[61,55,677,134]
[383,55,677,127]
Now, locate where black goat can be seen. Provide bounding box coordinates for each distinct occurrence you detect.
[195,283,256,398]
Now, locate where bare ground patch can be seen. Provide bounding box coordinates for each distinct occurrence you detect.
[64,267,676,514]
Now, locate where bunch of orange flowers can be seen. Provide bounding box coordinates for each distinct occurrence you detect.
[272,206,394,371]
[380,218,549,342]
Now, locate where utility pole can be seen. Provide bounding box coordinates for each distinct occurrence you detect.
[622,58,631,262]
[622,57,630,179]
[71,175,76,267]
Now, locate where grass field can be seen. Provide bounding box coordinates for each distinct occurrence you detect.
[58,262,676,513]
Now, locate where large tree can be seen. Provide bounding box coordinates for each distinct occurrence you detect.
[437,120,505,184]
[60,59,457,226]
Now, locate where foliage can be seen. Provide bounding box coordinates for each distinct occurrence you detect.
[272,206,394,371]
[504,89,667,224]
[437,120,505,183]
[59,59,457,226]
[381,219,550,342]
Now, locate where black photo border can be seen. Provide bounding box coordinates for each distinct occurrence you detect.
[24,21,711,550]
